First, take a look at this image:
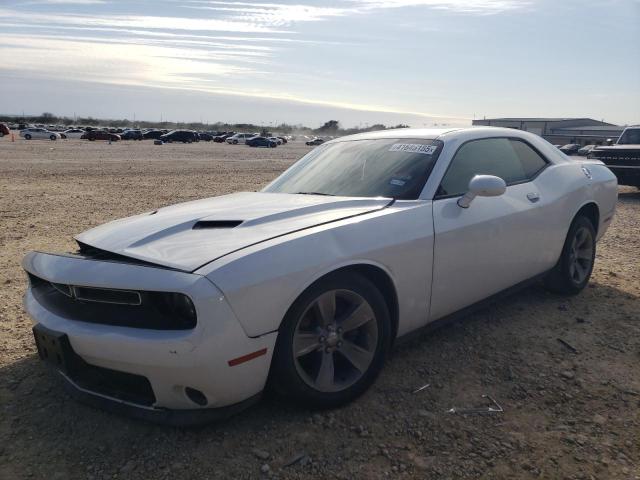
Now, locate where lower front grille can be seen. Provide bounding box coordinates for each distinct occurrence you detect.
[68,356,156,407]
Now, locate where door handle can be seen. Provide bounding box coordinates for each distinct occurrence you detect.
[526,192,540,203]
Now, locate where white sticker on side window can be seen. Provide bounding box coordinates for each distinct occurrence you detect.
[389,143,437,155]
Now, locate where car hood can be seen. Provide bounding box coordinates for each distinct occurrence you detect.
[75,192,392,272]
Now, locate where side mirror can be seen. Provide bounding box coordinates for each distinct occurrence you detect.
[457,175,506,208]
[606,138,613,146]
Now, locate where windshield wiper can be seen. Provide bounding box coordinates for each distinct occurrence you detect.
[294,191,336,196]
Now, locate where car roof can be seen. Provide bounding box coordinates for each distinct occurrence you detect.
[325,126,553,143]
[326,128,461,142]
[326,126,570,164]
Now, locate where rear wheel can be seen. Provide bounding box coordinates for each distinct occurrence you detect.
[271,272,391,408]
[50,135,56,141]
[544,215,596,295]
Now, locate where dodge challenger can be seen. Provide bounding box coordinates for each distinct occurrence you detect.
[23,127,618,425]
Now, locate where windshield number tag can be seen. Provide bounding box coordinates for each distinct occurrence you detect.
[389,143,437,155]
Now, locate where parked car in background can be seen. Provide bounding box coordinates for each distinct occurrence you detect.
[20,128,61,140]
[559,144,580,155]
[306,137,325,146]
[160,130,199,143]
[63,128,86,139]
[0,123,10,136]
[214,132,235,143]
[121,130,144,140]
[591,126,640,188]
[198,132,214,142]
[577,145,597,156]
[81,130,121,141]
[277,136,288,144]
[246,136,277,148]
[143,130,165,140]
[226,133,256,144]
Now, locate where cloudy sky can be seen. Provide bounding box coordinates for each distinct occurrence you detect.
[1,0,638,127]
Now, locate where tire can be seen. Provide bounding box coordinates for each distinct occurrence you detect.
[544,215,596,295]
[271,271,391,408]
[233,140,238,144]
[50,135,56,141]
[25,134,32,140]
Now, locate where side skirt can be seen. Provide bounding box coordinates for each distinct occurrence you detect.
[394,270,550,347]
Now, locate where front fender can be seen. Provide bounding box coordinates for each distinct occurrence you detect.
[199,202,434,337]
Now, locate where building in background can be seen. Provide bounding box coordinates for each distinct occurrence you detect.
[472,118,625,146]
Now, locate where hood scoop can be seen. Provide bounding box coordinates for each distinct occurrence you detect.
[193,220,243,230]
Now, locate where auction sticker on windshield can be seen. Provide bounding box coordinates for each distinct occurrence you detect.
[389,144,438,155]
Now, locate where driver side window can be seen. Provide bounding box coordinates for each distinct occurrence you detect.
[437,137,547,197]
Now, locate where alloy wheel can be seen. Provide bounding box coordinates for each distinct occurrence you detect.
[568,226,593,284]
[292,289,378,393]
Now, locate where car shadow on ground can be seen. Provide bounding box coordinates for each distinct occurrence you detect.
[1,281,638,479]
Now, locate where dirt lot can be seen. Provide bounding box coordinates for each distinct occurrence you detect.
[0,137,638,480]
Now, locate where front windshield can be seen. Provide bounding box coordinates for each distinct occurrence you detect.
[264,138,443,199]
[618,128,640,145]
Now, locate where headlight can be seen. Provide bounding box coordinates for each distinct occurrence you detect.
[149,292,197,329]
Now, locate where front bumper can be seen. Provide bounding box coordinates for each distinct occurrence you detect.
[23,251,277,421]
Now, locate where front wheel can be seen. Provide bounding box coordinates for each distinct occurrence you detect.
[50,135,57,141]
[271,272,391,408]
[25,134,32,140]
[544,215,596,295]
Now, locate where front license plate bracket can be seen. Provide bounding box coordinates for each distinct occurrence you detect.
[32,324,75,374]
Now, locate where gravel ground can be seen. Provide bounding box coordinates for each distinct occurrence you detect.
[1,137,638,480]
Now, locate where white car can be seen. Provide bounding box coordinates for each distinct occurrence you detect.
[20,128,61,140]
[23,127,617,425]
[226,133,256,144]
[63,129,86,139]
[268,137,283,145]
